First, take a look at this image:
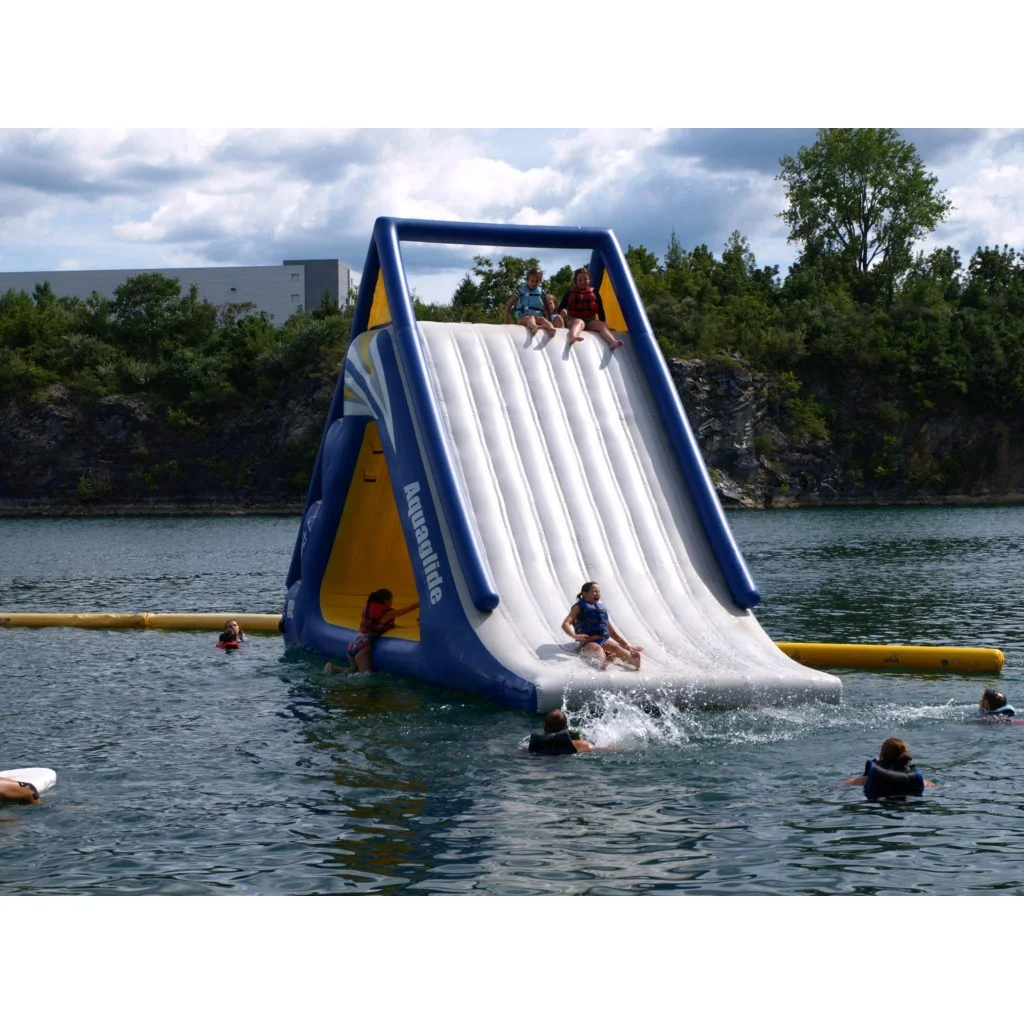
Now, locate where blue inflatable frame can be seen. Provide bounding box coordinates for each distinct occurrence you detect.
[283,217,759,710]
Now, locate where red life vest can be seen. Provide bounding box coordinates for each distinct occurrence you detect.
[566,285,600,321]
[359,600,395,637]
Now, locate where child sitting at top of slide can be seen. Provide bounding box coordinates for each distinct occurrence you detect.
[504,267,558,337]
[558,267,623,351]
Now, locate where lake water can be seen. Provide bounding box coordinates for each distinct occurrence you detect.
[1,507,1022,895]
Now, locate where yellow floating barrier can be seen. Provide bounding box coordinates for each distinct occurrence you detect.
[777,642,1004,673]
[144,613,281,632]
[0,612,282,632]
[0,612,148,629]
[0,613,1005,671]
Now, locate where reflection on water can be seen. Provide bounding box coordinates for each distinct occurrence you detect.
[1,509,1024,894]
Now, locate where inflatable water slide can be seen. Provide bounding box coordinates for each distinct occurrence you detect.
[283,218,841,712]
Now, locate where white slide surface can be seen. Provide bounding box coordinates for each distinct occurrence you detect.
[418,322,840,708]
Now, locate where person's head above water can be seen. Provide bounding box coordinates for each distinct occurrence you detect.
[544,709,569,734]
[878,737,911,765]
[980,688,1008,712]
[577,581,601,602]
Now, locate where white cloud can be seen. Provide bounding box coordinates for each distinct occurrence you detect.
[3,128,1024,301]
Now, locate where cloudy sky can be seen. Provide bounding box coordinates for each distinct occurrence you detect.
[3,5,1018,305]
[4,127,1022,304]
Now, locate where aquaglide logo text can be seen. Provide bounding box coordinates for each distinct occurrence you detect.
[404,481,443,605]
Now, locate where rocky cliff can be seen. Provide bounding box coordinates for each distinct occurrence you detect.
[3,358,1023,514]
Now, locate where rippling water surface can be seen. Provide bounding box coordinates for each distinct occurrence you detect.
[2,508,1022,895]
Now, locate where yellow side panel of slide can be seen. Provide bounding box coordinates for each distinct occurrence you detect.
[368,272,392,329]
[599,275,627,332]
[319,421,420,640]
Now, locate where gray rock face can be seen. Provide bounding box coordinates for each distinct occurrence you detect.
[3,357,1024,513]
[669,357,1024,508]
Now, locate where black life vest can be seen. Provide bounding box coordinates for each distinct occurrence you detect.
[863,758,924,800]
[566,286,600,320]
[528,729,578,755]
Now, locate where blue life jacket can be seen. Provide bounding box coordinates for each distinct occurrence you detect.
[574,599,609,641]
[514,283,545,319]
[983,704,1016,717]
[863,758,925,800]
[528,729,577,755]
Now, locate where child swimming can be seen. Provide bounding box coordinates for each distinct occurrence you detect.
[842,737,934,800]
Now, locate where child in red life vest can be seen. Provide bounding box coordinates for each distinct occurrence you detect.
[558,268,623,351]
[216,618,246,649]
[324,589,419,674]
[220,619,246,642]
[504,267,558,337]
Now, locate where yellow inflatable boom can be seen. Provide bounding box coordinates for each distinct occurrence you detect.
[777,642,1004,673]
[0,612,282,632]
[0,612,1004,673]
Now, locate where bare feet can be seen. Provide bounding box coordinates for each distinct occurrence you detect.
[609,338,624,351]
[323,661,350,676]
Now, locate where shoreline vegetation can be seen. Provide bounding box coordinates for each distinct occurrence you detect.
[5,132,1024,514]
[6,491,1024,519]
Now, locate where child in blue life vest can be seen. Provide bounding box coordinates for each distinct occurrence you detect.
[842,737,934,800]
[561,580,642,670]
[978,688,1016,719]
[504,267,558,337]
[558,267,623,351]
[324,588,419,675]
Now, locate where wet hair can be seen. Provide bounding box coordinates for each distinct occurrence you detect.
[368,589,393,604]
[577,581,599,601]
[878,737,911,765]
[982,688,1007,711]
[574,267,590,284]
[544,709,568,733]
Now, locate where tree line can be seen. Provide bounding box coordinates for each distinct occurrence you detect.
[3,129,1023,469]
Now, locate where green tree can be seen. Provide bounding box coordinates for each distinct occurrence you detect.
[450,274,485,321]
[463,255,539,321]
[545,264,574,304]
[777,129,953,285]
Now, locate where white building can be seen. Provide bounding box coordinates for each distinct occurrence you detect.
[0,258,353,324]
